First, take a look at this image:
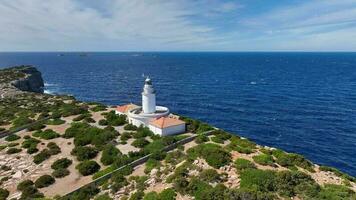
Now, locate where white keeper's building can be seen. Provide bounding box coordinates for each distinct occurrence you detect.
[115,77,186,136]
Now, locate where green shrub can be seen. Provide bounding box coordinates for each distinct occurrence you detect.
[240,169,276,192]
[102,111,126,126]
[66,185,100,200]
[159,188,176,200]
[187,143,231,168]
[120,132,132,141]
[272,149,314,172]
[253,154,275,166]
[76,160,101,176]
[6,147,21,154]
[129,191,144,200]
[132,138,149,148]
[227,136,256,154]
[47,142,61,155]
[95,193,113,200]
[5,134,20,141]
[33,129,60,139]
[99,119,108,126]
[317,184,355,199]
[144,192,159,200]
[124,124,137,131]
[33,149,51,164]
[17,180,34,191]
[46,118,65,125]
[92,165,116,179]
[199,169,221,183]
[71,146,98,161]
[27,123,46,131]
[196,123,214,134]
[234,158,256,171]
[101,144,122,165]
[210,136,224,144]
[0,188,9,200]
[275,170,315,197]
[165,150,186,165]
[144,158,161,174]
[51,158,72,170]
[7,142,19,147]
[52,168,70,178]
[12,116,33,128]
[195,134,209,144]
[34,175,55,188]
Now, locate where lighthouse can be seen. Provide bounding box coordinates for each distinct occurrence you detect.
[142,77,156,114]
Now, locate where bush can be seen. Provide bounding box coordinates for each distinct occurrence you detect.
[129,191,144,200]
[46,118,65,125]
[51,158,72,170]
[240,169,276,192]
[132,138,149,148]
[95,193,113,200]
[159,188,176,200]
[253,154,275,166]
[71,146,98,161]
[120,132,132,141]
[0,188,9,200]
[33,129,60,139]
[199,169,221,183]
[124,124,137,131]
[33,149,51,164]
[6,147,22,154]
[145,158,161,174]
[52,168,70,178]
[101,144,122,165]
[317,184,356,199]
[187,143,231,168]
[272,149,314,172]
[17,180,34,191]
[76,160,101,176]
[27,123,46,131]
[103,111,126,126]
[5,134,20,141]
[66,185,100,200]
[98,119,108,126]
[195,134,209,144]
[34,175,55,188]
[47,142,61,155]
[234,158,256,171]
[227,136,256,154]
[165,150,186,165]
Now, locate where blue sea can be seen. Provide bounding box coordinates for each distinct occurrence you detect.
[0,52,355,176]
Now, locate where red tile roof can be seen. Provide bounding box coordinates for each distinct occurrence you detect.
[116,104,137,113]
[149,117,185,129]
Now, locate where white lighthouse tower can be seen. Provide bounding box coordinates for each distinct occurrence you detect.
[142,77,156,114]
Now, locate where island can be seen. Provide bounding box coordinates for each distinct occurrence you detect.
[0,66,355,200]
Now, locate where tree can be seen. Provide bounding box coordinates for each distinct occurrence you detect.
[34,175,55,188]
[51,158,72,170]
[76,160,101,176]
[101,144,121,165]
[0,188,9,200]
[71,146,98,161]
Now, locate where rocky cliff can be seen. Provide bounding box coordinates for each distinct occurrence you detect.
[0,65,44,98]
[10,66,44,93]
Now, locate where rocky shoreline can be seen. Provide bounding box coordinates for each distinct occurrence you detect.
[0,66,44,98]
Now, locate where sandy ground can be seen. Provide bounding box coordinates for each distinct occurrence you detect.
[116,138,139,154]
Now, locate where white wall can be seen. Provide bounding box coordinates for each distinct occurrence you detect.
[149,124,186,136]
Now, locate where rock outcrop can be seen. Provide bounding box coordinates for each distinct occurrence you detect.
[10,66,44,93]
[0,65,44,98]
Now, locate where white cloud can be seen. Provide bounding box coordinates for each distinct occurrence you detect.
[0,0,219,51]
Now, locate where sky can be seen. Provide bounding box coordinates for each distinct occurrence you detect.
[0,0,356,51]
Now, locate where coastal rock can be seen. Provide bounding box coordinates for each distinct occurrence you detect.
[11,66,44,93]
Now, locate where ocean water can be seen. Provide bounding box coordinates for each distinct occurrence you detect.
[0,52,355,176]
